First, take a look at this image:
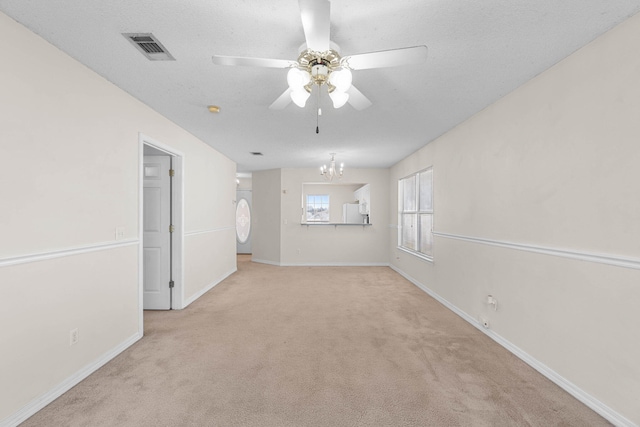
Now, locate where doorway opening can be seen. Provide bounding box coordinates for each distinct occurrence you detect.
[236,173,252,255]
[139,135,184,322]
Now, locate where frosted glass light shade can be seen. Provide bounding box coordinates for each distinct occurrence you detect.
[287,68,311,89]
[291,89,310,107]
[329,90,349,108]
[329,68,352,92]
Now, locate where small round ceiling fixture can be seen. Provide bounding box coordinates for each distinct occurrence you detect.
[207,105,221,113]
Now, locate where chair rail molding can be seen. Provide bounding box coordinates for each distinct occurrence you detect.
[0,239,138,268]
[433,232,640,271]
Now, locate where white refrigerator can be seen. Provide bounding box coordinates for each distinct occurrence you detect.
[343,203,363,223]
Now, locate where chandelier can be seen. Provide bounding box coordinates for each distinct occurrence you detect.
[287,49,353,109]
[320,153,344,181]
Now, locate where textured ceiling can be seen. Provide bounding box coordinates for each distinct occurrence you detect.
[2,0,639,172]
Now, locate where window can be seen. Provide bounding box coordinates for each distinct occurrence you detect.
[306,194,330,222]
[398,168,433,259]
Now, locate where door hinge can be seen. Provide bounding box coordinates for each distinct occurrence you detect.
[169,169,175,177]
[169,280,175,289]
[169,225,175,233]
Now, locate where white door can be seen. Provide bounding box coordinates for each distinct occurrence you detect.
[143,155,171,309]
[236,190,252,254]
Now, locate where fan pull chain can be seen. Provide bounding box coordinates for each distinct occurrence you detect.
[316,85,320,134]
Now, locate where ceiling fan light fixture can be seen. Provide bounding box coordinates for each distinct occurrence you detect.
[328,67,352,92]
[287,67,311,89]
[291,89,311,107]
[311,63,329,83]
[329,90,349,108]
[211,0,427,113]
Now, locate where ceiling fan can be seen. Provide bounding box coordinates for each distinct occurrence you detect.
[212,0,428,111]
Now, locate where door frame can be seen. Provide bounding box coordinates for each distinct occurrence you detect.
[138,134,185,328]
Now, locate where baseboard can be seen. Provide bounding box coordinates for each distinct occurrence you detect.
[389,265,636,427]
[182,268,237,308]
[1,332,142,427]
[280,262,390,267]
[251,258,390,267]
[250,258,281,266]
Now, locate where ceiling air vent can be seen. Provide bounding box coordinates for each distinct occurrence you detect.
[123,33,175,61]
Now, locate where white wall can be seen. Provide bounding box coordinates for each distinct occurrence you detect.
[0,12,236,425]
[389,12,640,426]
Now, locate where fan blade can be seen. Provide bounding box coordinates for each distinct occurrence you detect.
[299,0,330,52]
[343,45,428,70]
[269,88,293,110]
[347,85,372,111]
[212,55,296,69]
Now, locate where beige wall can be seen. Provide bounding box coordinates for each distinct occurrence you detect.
[280,168,388,266]
[236,177,252,191]
[389,12,640,426]
[251,169,282,264]
[302,183,362,223]
[0,12,236,424]
[252,168,388,266]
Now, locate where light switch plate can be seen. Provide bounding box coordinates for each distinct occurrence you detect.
[115,227,125,240]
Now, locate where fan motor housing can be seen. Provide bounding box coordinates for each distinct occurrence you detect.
[298,49,341,88]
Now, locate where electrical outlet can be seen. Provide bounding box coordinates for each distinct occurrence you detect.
[70,328,79,346]
[487,295,498,311]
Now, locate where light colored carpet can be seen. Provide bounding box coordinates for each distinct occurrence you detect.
[21,255,609,426]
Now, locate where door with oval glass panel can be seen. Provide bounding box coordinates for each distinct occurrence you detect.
[236,190,252,254]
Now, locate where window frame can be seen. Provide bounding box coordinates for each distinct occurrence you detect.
[398,167,433,261]
[305,194,330,223]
